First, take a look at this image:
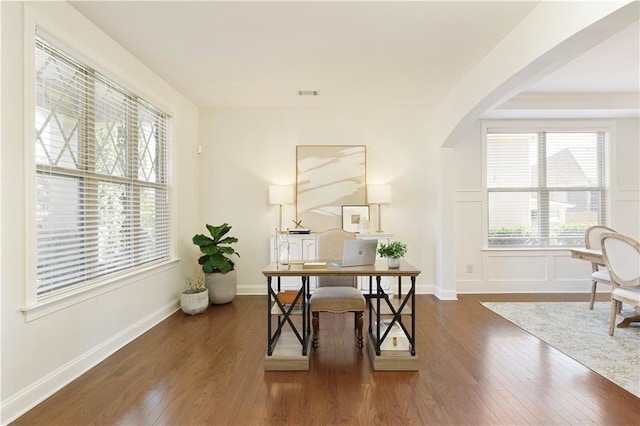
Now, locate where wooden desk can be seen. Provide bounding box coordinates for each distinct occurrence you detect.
[570,247,604,265]
[261,259,421,371]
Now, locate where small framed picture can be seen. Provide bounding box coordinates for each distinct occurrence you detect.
[342,205,370,232]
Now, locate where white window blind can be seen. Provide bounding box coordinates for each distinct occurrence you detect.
[35,34,171,298]
[486,130,607,247]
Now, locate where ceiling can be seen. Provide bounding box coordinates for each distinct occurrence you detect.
[69,1,639,113]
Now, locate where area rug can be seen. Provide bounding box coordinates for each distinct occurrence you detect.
[481,301,640,398]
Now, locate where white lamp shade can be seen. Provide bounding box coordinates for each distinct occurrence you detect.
[368,184,392,204]
[269,185,294,205]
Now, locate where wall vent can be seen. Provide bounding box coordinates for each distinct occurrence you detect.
[297,90,319,96]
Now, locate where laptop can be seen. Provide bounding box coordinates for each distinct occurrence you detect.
[334,239,378,267]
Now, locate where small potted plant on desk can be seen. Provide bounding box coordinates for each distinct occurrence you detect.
[192,223,240,304]
[180,276,208,315]
[378,241,407,269]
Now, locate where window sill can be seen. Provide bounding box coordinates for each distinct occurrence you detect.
[482,247,577,253]
[21,258,180,322]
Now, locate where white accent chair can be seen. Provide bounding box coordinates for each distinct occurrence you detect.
[600,232,640,336]
[585,225,615,309]
[309,229,366,349]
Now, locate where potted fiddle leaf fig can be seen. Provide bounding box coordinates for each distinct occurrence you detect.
[377,241,407,269]
[192,223,240,304]
[180,275,208,315]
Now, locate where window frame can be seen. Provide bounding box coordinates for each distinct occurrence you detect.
[23,19,177,321]
[482,120,613,250]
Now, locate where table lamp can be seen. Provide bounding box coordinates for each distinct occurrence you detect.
[269,185,294,232]
[368,184,392,233]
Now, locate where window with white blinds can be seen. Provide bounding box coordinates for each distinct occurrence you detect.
[486,130,608,247]
[35,34,171,298]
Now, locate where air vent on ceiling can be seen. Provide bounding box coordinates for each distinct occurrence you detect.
[297,90,319,96]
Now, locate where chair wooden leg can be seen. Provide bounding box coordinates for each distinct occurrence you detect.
[609,300,618,336]
[312,312,319,348]
[589,281,597,310]
[356,311,363,349]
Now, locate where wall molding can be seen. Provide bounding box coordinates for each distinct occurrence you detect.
[1,300,179,424]
[496,92,640,111]
[457,279,599,294]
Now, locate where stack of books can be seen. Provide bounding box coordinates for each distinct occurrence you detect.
[302,261,326,269]
[289,228,310,234]
[277,290,299,304]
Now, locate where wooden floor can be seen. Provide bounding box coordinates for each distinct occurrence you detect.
[13,294,640,425]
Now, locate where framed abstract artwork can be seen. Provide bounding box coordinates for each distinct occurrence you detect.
[296,145,366,231]
[341,205,369,232]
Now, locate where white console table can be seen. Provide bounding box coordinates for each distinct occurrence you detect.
[269,232,394,294]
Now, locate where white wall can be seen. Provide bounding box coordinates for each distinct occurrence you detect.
[0,3,200,423]
[431,0,638,297]
[198,108,436,294]
[613,119,640,236]
[433,0,637,147]
[453,118,640,294]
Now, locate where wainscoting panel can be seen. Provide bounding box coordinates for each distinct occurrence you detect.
[486,254,548,281]
[461,250,595,294]
[553,253,592,280]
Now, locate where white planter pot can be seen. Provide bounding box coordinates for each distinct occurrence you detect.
[180,289,209,315]
[206,270,237,304]
[387,258,401,269]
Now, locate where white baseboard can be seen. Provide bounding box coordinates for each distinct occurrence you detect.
[433,286,458,300]
[0,299,179,425]
[415,282,435,295]
[237,284,266,295]
[456,279,598,294]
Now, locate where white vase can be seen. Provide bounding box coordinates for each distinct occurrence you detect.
[205,270,237,304]
[387,258,400,269]
[279,246,290,265]
[358,217,370,234]
[180,289,209,315]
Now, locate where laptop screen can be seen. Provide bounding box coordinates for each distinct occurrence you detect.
[340,239,378,267]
